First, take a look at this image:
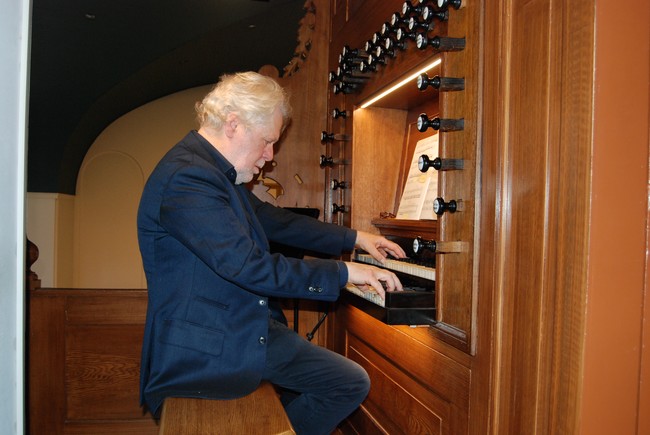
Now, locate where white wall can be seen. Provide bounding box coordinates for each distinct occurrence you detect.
[0,0,30,432]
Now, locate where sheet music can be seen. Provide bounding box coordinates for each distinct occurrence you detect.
[396,134,439,220]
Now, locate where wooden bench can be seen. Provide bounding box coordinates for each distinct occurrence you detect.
[159,381,295,434]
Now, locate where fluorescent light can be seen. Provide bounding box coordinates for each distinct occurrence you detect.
[358,57,442,109]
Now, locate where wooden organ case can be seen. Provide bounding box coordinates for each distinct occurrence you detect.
[324,0,480,433]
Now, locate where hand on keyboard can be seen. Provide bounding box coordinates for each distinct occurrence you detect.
[354,231,407,265]
[345,261,403,300]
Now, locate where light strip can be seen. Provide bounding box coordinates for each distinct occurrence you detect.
[358,57,442,109]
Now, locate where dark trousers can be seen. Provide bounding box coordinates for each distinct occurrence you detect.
[262,318,370,435]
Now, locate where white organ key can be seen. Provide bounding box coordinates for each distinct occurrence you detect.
[344,284,385,307]
[354,252,436,281]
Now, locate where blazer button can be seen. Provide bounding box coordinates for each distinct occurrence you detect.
[259,336,266,345]
[308,286,323,293]
[259,299,267,306]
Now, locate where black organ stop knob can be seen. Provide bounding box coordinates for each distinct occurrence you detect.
[340,45,368,63]
[321,131,351,143]
[331,203,348,214]
[330,179,349,190]
[417,73,465,91]
[418,154,464,172]
[333,82,358,94]
[331,108,348,119]
[381,22,397,38]
[422,6,449,23]
[437,0,463,10]
[413,236,437,255]
[433,197,458,215]
[359,60,376,73]
[396,27,418,42]
[417,113,464,132]
[390,12,409,28]
[413,236,465,254]
[408,16,433,33]
[386,36,408,53]
[320,155,348,168]
[320,155,333,168]
[402,1,423,16]
[416,34,466,51]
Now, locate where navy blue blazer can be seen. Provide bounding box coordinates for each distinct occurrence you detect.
[137,131,356,415]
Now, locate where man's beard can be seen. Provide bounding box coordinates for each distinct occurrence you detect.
[235,170,254,185]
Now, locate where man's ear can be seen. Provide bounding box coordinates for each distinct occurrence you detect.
[224,113,239,138]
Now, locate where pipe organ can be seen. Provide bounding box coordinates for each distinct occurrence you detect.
[324,0,480,432]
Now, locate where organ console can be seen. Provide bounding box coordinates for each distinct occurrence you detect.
[347,249,436,325]
[324,0,481,430]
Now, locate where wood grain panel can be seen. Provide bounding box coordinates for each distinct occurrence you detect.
[65,293,148,325]
[494,0,554,432]
[351,107,407,233]
[28,289,156,434]
[348,336,447,434]
[28,294,67,434]
[159,382,294,435]
[64,420,158,435]
[345,304,471,407]
[66,325,144,420]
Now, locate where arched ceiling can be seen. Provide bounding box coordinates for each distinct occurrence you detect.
[28,0,307,194]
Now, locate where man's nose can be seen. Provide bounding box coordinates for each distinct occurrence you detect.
[264,143,274,161]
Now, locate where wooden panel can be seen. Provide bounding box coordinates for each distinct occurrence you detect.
[350,107,407,233]
[28,294,66,434]
[65,293,148,324]
[66,325,144,419]
[28,288,157,435]
[345,305,470,404]
[64,420,158,435]
[341,304,470,434]
[348,336,447,434]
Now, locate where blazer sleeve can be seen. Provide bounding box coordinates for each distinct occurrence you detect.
[246,190,357,256]
[158,163,346,301]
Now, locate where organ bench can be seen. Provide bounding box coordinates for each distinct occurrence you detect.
[158,382,295,435]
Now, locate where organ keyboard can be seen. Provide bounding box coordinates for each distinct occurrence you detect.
[343,250,436,325]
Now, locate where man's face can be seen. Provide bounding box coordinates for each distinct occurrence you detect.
[231,108,283,185]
